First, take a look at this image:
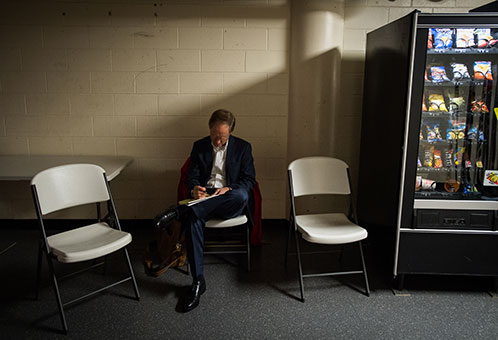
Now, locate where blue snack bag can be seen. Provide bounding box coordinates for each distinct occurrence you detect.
[431,66,451,83]
[433,28,454,49]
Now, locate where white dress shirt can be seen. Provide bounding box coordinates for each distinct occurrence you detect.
[207,139,228,188]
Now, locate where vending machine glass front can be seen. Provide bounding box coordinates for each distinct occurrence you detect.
[416,27,498,201]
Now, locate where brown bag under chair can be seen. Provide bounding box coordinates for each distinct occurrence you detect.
[143,219,187,277]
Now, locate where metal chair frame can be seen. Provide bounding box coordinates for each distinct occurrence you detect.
[204,217,251,272]
[31,167,140,333]
[185,216,251,273]
[285,158,370,302]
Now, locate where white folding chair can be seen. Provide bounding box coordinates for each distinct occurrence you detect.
[286,157,370,302]
[205,215,250,271]
[184,215,251,274]
[31,163,140,333]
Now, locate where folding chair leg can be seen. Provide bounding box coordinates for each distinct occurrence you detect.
[338,244,345,264]
[102,255,108,275]
[246,224,251,272]
[46,255,68,333]
[294,230,305,303]
[284,220,292,270]
[35,242,43,300]
[359,241,370,296]
[123,247,140,301]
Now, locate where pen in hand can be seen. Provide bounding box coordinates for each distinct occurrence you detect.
[193,185,207,199]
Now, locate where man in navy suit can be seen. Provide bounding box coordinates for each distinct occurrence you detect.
[181,109,255,312]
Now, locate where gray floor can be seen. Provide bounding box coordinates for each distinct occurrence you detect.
[1,222,497,339]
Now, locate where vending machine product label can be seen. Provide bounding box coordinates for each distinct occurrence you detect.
[484,170,498,186]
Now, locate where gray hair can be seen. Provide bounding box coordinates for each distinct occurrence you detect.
[208,109,236,132]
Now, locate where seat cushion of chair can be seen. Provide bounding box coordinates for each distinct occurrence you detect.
[205,215,248,228]
[295,213,367,244]
[47,223,132,263]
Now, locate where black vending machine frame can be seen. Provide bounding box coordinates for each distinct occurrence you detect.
[358,10,498,283]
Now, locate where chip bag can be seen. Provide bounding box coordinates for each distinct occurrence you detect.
[473,61,493,80]
[426,123,443,142]
[447,95,465,113]
[431,66,451,83]
[451,63,471,81]
[467,126,484,141]
[471,100,489,113]
[447,118,466,140]
[433,28,454,49]
[456,28,475,48]
[475,28,498,48]
[428,93,448,112]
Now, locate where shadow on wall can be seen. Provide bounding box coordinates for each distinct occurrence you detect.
[288,48,342,157]
[0,2,369,220]
[286,47,367,216]
[334,52,366,197]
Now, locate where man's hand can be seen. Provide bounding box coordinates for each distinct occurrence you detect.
[192,185,207,199]
[213,187,231,196]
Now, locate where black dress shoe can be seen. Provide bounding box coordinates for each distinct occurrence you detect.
[183,279,206,312]
[153,205,179,229]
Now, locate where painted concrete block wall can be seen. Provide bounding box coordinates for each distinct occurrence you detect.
[339,0,492,192]
[0,0,290,219]
[0,0,495,221]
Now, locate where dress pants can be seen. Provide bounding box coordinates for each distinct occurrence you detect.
[183,188,249,280]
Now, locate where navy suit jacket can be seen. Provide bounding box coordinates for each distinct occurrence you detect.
[186,135,256,196]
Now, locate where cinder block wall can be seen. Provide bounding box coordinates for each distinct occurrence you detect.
[0,0,290,220]
[0,0,492,221]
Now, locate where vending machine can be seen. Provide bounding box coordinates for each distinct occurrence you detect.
[357,10,498,287]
